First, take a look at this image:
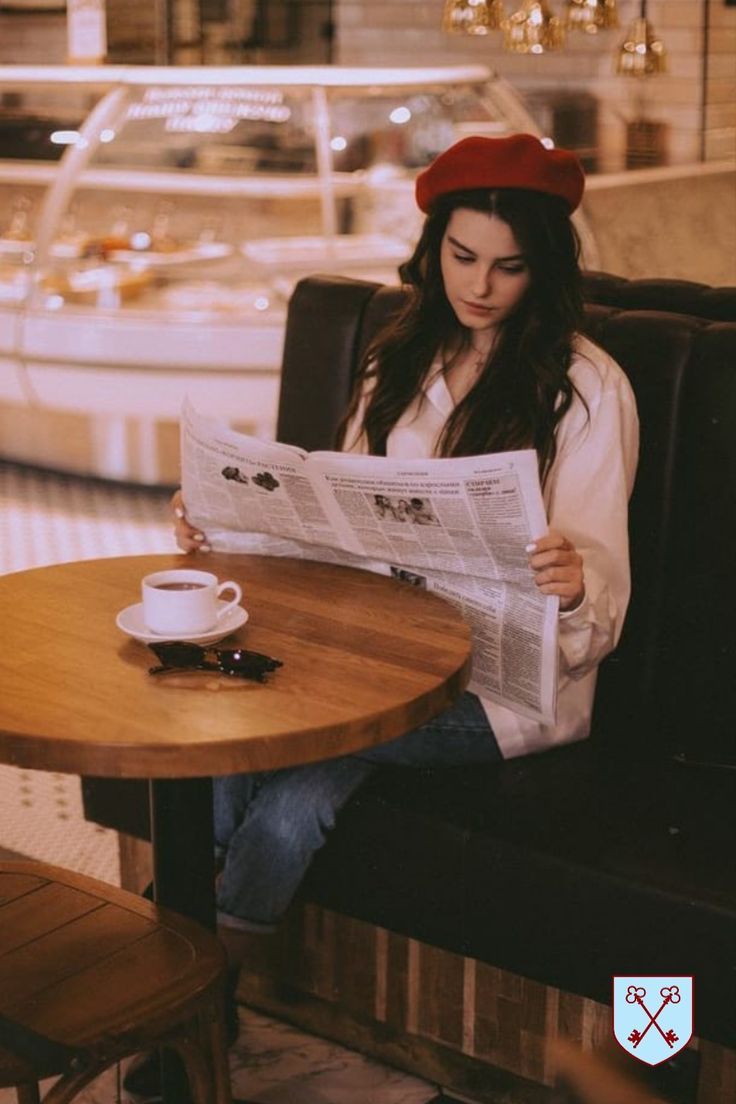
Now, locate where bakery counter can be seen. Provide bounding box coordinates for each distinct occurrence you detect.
[0,336,283,486]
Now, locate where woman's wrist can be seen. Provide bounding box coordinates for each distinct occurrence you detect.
[559,588,586,617]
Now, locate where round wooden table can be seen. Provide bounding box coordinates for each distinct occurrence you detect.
[0,552,471,924]
[1,552,472,1102]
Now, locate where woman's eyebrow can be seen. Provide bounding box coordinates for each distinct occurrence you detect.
[447,235,476,255]
[446,235,525,262]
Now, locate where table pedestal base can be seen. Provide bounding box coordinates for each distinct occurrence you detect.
[150,777,216,929]
[150,778,218,1102]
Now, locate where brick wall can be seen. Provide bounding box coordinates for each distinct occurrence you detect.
[105,0,161,63]
[335,0,736,172]
[706,0,736,161]
[0,12,67,64]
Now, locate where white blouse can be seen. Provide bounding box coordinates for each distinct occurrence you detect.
[345,334,640,759]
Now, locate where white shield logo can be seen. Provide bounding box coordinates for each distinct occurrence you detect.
[612,977,694,1066]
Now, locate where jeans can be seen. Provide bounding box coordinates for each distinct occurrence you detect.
[214,691,501,930]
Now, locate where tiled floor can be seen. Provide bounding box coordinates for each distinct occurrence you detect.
[229,1009,437,1104]
[0,461,442,1104]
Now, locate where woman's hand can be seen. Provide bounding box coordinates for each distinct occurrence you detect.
[527,530,584,611]
[171,488,210,553]
[547,1038,666,1104]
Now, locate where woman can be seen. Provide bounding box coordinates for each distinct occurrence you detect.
[174,134,639,933]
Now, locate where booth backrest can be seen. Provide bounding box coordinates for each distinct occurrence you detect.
[277,273,736,766]
[580,270,736,322]
[81,269,736,850]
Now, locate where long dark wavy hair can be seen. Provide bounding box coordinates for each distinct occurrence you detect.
[336,187,585,483]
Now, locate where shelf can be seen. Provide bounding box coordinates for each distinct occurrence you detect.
[0,64,491,90]
[242,232,410,269]
[0,161,370,198]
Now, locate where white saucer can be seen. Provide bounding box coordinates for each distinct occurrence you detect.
[116,601,249,645]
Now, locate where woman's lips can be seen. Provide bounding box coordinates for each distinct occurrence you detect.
[462,300,495,314]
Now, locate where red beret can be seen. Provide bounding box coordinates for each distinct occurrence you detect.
[415,134,585,214]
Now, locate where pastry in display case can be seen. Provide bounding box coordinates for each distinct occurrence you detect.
[0,65,593,483]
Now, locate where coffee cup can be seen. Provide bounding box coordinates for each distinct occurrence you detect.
[141,569,242,636]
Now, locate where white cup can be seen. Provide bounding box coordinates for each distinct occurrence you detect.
[141,569,242,636]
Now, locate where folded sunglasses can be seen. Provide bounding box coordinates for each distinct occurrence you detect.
[148,641,282,682]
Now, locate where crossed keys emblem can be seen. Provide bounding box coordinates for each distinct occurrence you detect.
[613,976,692,1065]
[625,985,681,1049]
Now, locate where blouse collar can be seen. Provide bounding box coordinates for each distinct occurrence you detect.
[422,358,455,420]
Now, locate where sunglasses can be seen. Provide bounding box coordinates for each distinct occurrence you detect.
[148,642,283,682]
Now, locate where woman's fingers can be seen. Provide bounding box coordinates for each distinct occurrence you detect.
[527,544,582,577]
[170,489,210,553]
[175,522,210,553]
[534,565,579,585]
[530,548,580,569]
[176,532,211,554]
[526,530,571,556]
[527,530,584,610]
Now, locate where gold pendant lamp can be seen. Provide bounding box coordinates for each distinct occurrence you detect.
[564,0,618,35]
[442,0,506,35]
[503,1,565,54]
[616,0,667,76]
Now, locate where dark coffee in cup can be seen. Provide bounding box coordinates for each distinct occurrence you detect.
[154,582,206,591]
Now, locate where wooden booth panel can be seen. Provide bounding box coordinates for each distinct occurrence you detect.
[234,902,735,1104]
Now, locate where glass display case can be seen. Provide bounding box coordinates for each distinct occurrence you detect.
[0,65,587,483]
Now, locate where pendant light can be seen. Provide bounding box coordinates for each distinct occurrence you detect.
[564,0,618,34]
[503,0,565,53]
[616,0,666,76]
[442,0,506,35]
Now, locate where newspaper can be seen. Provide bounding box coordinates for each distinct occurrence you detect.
[181,400,558,724]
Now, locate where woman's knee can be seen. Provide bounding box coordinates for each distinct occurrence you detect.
[263,758,374,849]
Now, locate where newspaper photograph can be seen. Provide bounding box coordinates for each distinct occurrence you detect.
[181,400,559,724]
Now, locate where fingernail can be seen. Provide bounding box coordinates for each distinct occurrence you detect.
[193,533,205,541]
[525,542,537,553]
[174,507,185,519]
[200,543,211,553]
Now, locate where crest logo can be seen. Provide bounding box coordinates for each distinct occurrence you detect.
[612,977,693,1065]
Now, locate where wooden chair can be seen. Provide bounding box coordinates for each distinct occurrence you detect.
[0,861,232,1104]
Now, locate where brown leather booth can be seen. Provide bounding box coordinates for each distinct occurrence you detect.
[580,270,736,322]
[83,271,736,1099]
